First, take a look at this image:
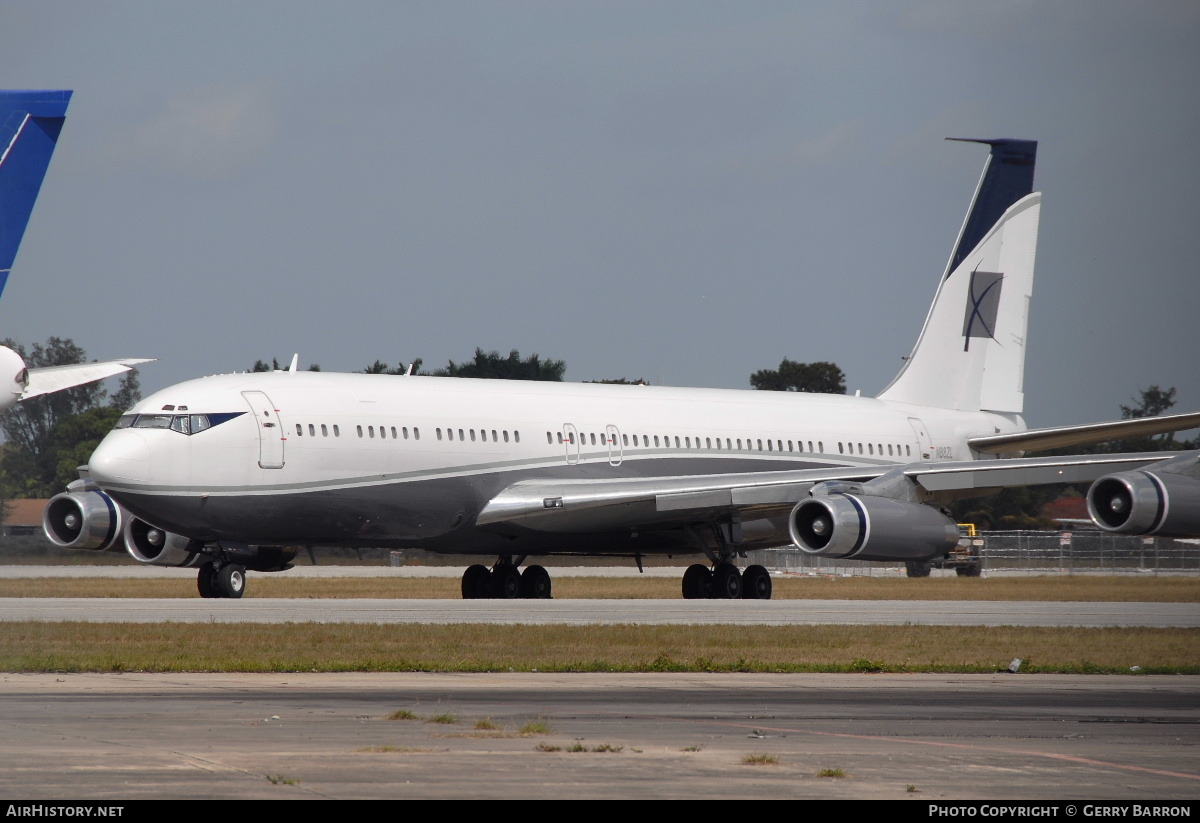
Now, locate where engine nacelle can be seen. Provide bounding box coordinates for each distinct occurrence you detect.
[123,517,207,568]
[789,494,960,562]
[43,489,125,551]
[1087,470,1200,537]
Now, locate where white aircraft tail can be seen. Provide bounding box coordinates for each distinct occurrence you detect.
[878,140,1041,414]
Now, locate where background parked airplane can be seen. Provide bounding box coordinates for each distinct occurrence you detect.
[0,90,151,410]
[44,139,1200,600]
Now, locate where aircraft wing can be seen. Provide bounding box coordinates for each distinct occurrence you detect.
[22,358,155,401]
[476,451,1185,534]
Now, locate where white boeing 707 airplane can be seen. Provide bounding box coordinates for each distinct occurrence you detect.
[44,139,1200,600]
[0,90,151,408]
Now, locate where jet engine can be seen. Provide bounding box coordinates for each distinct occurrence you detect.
[123,517,208,567]
[43,487,125,552]
[1086,470,1200,537]
[789,494,960,561]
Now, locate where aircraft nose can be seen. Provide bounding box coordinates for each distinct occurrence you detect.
[88,431,150,485]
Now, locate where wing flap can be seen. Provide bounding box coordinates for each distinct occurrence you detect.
[475,452,1189,536]
[909,452,1184,491]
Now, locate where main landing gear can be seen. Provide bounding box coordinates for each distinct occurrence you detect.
[681,562,772,600]
[462,558,553,600]
[197,561,247,599]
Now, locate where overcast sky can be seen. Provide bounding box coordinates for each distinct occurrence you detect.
[3,1,1197,429]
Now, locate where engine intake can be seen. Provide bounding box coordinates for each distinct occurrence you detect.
[1087,470,1200,537]
[43,490,125,551]
[123,517,206,567]
[789,494,960,562]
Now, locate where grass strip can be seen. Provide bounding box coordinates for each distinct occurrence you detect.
[3,575,1197,601]
[1,622,1195,674]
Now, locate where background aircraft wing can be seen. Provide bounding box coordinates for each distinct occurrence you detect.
[475,451,1186,535]
[22,358,155,401]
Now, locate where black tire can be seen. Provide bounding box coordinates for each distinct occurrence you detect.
[905,560,931,578]
[490,563,522,599]
[196,563,218,599]
[711,563,742,599]
[741,564,772,600]
[681,564,712,599]
[215,564,246,599]
[461,564,491,599]
[956,562,983,578]
[519,564,553,599]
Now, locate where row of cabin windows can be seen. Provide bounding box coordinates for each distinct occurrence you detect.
[294,423,344,438]
[544,430,914,459]
[546,431,827,453]
[838,442,912,457]
[295,424,524,443]
[435,427,520,444]
[293,423,422,440]
[292,421,911,459]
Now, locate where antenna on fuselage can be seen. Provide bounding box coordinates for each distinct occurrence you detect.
[287,354,298,373]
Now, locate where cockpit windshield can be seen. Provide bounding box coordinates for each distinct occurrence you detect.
[118,413,216,435]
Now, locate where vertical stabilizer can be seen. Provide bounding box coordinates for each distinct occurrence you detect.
[0,89,72,299]
[878,139,1040,414]
[943,138,1036,279]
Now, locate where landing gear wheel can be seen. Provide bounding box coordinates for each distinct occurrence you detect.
[711,563,742,599]
[215,564,246,599]
[197,563,218,599]
[520,565,552,599]
[905,560,931,578]
[490,563,522,599]
[462,564,492,599]
[741,564,772,600]
[681,564,713,599]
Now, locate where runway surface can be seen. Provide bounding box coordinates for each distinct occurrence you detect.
[1,672,1196,800]
[4,566,1197,800]
[3,596,1197,627]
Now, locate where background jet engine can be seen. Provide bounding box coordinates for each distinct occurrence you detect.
[789,494,960,562]
[1087,470,1200,537]
[43,488,125,552]
[123,517,207,567]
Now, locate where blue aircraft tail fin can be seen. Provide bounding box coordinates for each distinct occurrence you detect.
[942,138,1037,279]
[0,89,72,299]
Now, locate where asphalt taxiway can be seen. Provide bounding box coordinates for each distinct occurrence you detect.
[1,672,1196,800]
[3,566,1196,800]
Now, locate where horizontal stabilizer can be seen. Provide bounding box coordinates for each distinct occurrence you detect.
[23,359,155,401]
[969,411,1200,455]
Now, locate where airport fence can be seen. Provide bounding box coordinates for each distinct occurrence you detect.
[750,531,1200,576]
